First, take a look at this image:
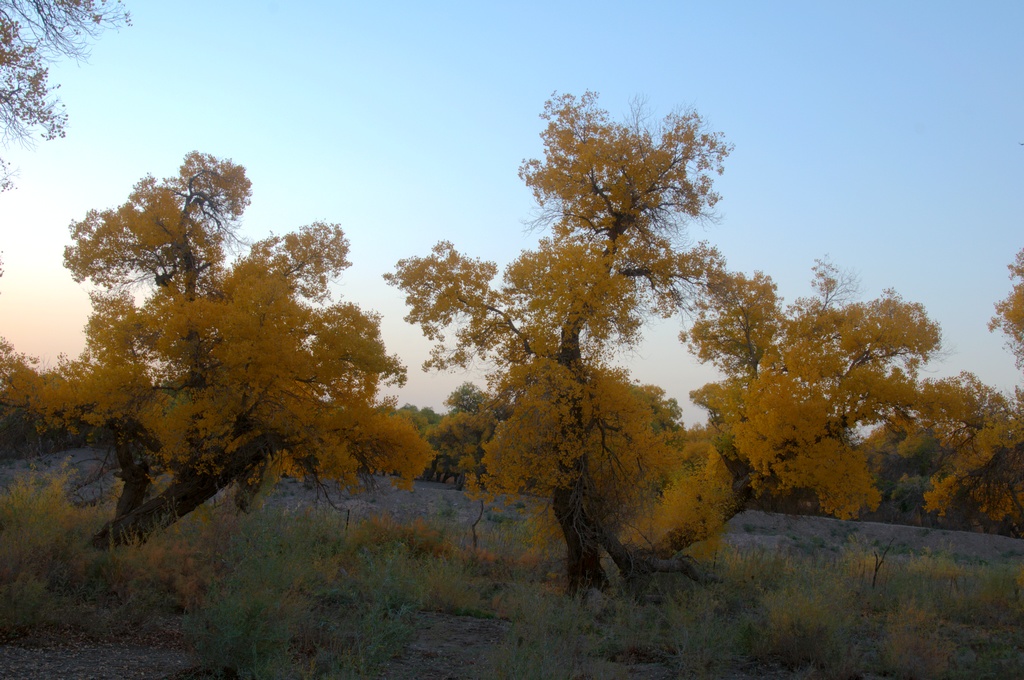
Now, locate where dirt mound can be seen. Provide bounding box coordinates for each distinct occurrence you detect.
[724,510,1024,564]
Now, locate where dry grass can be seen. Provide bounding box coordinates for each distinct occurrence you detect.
[1,467,1023,678]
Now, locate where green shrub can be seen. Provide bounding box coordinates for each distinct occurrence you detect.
[6,472,1024,680]
[751,581,860,679]
[881,601,951,680]
[421,558,485,615]
[187,578,307,678]
[295,592,414,678]
[481,587,604,679]
[0,469,104,632]
[0,573,59,631]
[663,588,740,678]
[183,510,320,677]
[183,508,423,678]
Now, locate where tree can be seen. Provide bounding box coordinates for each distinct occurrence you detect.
[685,261,943,526]
[31,152,431,545]
[445,381,487,415]
[990,248,1024,370]
[392,402,444,479]
[0,0,128,189]
[921,247,1024,533]
[920,374,1024,534]
[426,382,497,489]
[0,252,47,453]
[387,92,731,591]
[395,403,443,439]
[0,327,45,452]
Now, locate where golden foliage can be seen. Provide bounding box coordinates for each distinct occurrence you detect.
[0,337,41,410]
[990,248,1024,370]
[32,153,432,537]
[920,374,1024,527]
[387,92,729,587]
[519,91,730,239]
[483,364,682,506]
[917,249,1024,531]
[687,260,942,519]
[429,407,494,486]
[652,446,735,556]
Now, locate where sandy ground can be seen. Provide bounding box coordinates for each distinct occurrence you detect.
[4,447,1023,563]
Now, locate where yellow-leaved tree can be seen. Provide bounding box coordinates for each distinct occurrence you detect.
[0,0,130,189]
[0,253,53,451]
[425,382,498,489]
[921,248,1024,533]
[386,92,731,591]
[684,261,943,532]
[1,249,44,444]
[35,152,431,545]
[991,248,1024,370]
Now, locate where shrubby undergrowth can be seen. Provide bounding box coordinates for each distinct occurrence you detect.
[1,469,1022,679]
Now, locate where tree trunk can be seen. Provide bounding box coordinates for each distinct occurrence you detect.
[552,484,608,593]
[421,457,439,482]
[598,523,718,586]
[112,439,151,518]
[93,446,266,548]
[92,470,218,547]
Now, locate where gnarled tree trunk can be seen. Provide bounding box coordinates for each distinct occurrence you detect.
[93,442,267,548]
[553,483,608,593]
[112,440,151,519]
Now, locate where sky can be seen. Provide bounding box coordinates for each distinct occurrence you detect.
[0,1,1021,423]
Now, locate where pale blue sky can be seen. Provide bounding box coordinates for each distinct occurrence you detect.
[0,1,1021,422]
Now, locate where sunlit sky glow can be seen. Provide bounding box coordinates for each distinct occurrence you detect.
[0,1,1021,423]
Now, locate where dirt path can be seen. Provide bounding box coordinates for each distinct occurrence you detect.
[0,643,193,680]
[0,622,194,680]
[377,612,510,679]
